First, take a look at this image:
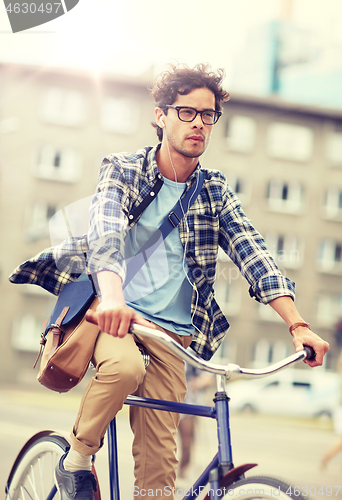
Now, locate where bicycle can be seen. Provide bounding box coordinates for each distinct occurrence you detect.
[5,321,315,500]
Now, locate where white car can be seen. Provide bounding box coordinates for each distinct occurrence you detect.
[227,368,340,419]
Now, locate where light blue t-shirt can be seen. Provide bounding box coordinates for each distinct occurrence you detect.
[124,176,194,336]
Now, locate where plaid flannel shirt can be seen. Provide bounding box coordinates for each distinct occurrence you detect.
[9,144,295,360]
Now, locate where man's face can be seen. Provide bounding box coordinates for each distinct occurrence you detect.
[162,87,216,159]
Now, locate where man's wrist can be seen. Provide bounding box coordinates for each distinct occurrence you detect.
[100,299,125,310]
[289,322,311,336]
[97,270,125,309]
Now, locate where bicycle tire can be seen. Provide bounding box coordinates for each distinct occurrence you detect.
[5,433,69,500]
[219,475,309,499]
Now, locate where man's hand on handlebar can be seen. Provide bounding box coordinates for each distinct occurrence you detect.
[291,327,330,368]
[86,305,155,338]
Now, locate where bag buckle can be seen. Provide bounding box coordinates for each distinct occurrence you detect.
[168,211,181,228]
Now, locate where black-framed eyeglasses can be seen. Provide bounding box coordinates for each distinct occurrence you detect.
[164,105,222,125]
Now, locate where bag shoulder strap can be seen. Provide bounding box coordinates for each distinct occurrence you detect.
[128,175,163,227]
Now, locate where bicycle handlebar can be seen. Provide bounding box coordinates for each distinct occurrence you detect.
[85,311,315,382]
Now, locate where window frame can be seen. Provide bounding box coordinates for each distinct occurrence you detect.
[266,121,314,162]
[41,86,85,127]
[264,231,303,269]
[101,96,140,134]
[322,186,342,220]
[35,144,82,183]
[225,114,257,153]
[317,239,342,273]
[266,179,304,214]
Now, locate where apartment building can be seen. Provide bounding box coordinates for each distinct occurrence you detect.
[0,62,341,384]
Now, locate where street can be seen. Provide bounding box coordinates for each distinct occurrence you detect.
[1,381,342,499]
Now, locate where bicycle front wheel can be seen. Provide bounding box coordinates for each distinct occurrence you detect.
[5,433,68,500]
[221,475,308,499]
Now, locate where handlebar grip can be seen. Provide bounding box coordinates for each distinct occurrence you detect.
[303,345,316,361]
[86,309,98,325]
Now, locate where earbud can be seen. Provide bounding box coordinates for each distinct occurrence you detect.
[160,117,165,128]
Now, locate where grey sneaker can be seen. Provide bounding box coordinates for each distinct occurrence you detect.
[55,453,97,500]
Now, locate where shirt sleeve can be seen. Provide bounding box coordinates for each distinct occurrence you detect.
[87,156,130,282]
[218,182,295,305]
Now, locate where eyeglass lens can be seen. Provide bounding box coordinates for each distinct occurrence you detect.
[178,107,218,125]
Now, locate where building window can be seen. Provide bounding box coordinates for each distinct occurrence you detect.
[41,87,85,126]
[214,278,241,316]
[326,131,342,166]
[266,180,304,213]
[252,339,288,367]
[212,336,237,363]
[36,144,82,182]
[226,173,251,206]
[226,115,256,153]
[267,122,313,162]
[264,231,303,269]
[12,314,44,352]
[316,292,342,326]
[101,96,139,134]
[26,201,59,241]
[323,187,342,220]
[317,239,342,273]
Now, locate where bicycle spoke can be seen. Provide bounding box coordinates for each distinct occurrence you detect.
[37,456,45,500]
[27,464,38,500]
[20,485,34,500]
[6,436,67,500]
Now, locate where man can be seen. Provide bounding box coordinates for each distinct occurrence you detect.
[10,63,329,500]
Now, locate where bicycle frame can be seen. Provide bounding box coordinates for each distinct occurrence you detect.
[107,376,255,500]
[38,320,312,500]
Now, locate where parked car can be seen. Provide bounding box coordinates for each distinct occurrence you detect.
[227,368,340,419]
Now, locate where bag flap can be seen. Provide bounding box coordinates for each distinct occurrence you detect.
[45,276,96,332]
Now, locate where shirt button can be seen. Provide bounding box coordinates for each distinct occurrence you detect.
[129,214,133,219]
[150,191,155,196]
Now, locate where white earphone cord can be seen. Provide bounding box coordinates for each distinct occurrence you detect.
[164,133,200,327]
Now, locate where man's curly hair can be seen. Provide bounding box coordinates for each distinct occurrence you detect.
[151,63,230,141]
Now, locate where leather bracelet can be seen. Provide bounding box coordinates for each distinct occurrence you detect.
[289,322,311,336]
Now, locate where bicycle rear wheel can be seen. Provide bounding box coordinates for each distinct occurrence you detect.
[221,475,308,499]
[5,433,68,500]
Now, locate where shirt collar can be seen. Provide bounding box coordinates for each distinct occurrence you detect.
[149,143,202,186]
[146,144,162,181]
[186,162,202,186]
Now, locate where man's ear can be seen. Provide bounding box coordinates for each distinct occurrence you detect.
[155,107,165,129]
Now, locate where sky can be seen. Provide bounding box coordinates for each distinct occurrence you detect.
[0,0,342,86]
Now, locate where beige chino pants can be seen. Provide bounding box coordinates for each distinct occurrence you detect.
[70,323,192,498]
